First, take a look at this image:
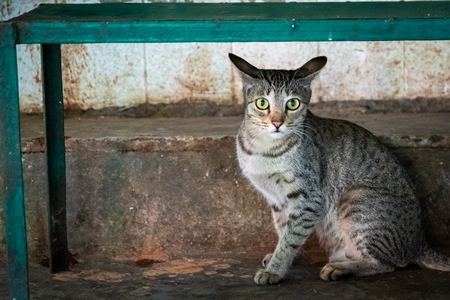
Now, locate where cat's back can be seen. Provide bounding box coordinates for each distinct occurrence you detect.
[307,111,379,146]
[306,111,413,190]
[307,111,390,160]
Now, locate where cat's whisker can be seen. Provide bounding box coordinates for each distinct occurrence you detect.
[247,125,266,145]
[299,123,318,136]
[293,128,314,144]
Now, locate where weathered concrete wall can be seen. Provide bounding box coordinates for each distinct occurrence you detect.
[392,148,450,248]
[1,0,450,113]
[0,113,449,264]
[0,137,278,263]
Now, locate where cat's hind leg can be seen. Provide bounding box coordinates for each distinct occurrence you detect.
[321,240,394,280]
[320,260,394,281]
[322,184,407,281]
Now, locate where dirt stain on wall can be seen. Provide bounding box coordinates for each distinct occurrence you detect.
[175,46,219,102]
[61,44,90,110]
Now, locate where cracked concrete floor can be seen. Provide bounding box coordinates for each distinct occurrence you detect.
[2,250,450,300]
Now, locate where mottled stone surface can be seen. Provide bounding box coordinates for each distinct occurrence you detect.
[16,44,44,113]
[318,41,404,101]
[61,43,147,110]
[145,43,234,105]
[404,41,450,99]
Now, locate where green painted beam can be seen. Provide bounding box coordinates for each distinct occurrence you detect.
[41,44,70,274]
[0,23,30,300]
[10,2,450,44]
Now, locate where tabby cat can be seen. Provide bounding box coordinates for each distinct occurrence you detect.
[229,53,450,285]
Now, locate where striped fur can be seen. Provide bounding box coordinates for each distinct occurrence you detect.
[229,53,450,285]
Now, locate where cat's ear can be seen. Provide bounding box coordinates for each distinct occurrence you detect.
[294,56,327,82]
[228,53,261,79]
[229,53,263,90]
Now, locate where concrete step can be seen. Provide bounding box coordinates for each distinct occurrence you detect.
[1,111,449,264]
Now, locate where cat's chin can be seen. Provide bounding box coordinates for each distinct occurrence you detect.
[268,131,287,139]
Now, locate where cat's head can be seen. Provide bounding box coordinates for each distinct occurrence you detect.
[229,53,326,139]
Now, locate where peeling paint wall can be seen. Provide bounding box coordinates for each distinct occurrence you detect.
[1,0,449,113]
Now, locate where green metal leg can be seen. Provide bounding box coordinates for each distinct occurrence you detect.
[41,44,69,273]
[0,24,30,300]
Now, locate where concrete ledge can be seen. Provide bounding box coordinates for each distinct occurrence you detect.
[49,98,450,119]
[20,112,450,153]
[1,112,449,264]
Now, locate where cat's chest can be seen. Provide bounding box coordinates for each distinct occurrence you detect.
[237,134,296,175]
[238,151,295,204]
[238,150,289,176]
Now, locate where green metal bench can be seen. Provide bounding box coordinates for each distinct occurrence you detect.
[1,2,450,299]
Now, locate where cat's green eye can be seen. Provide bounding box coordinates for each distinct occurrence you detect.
[255,98,269,110]
[286,98,301,110]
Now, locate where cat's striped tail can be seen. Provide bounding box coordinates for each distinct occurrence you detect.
[417,245,450,271]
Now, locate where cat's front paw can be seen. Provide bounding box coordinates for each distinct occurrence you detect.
[262,253,273,268]
[254,269,282,285]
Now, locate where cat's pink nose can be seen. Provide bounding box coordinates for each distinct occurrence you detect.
[272,121,283,129]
